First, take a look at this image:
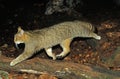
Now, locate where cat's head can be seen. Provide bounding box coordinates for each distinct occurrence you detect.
[14,27,29,48]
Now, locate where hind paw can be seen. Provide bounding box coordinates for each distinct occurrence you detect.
[56,54,64,60]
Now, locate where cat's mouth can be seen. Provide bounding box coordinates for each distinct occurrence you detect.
[15,41,24,49]
[15,43,19,49]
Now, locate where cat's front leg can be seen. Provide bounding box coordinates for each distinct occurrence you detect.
[10,50,34,66]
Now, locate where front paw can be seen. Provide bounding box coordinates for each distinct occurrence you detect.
[10,59,17,66]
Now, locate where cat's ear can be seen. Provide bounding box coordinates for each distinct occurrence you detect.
[17,26,24,35]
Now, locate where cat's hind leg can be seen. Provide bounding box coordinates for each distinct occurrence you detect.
[56,38,72,59]
[45,48,56,60]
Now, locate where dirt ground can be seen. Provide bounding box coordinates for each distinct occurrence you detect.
[0,0,120,79]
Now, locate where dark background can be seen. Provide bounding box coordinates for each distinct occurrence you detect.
[0,0,119,45]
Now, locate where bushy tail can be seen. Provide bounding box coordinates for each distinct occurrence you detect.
[92,33,101,40]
